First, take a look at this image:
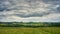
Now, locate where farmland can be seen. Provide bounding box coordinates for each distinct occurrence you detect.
[0,27,60,34]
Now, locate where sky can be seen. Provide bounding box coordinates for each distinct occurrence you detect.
[0,0,60,22]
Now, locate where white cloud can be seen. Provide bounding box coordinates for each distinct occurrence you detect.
[0,0,60,22]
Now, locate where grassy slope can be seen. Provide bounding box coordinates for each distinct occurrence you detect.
[0,27,60,34]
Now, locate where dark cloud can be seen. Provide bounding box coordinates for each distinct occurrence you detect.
[0,5,7,11]
[0,0,17,11]
[0,1,7,11]
[57,6,60,12]
[14,12,50,18]
[42,0,60,3]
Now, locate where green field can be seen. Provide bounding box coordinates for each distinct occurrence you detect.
[0,27,60,34]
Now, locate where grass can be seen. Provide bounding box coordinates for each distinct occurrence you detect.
[0,27,60,34]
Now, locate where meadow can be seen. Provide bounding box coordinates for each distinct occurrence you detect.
[0,27,60,34]
[0,22,60,34]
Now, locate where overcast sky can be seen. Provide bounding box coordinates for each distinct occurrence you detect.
[0,0,60,22]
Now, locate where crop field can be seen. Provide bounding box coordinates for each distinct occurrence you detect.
[0,27,60,34]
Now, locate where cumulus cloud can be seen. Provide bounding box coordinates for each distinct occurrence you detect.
[0,0,60,22]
